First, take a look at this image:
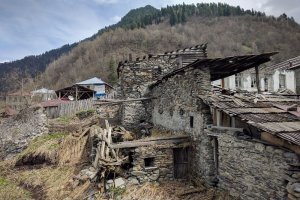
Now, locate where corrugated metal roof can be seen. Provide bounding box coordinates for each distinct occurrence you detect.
[38,99,69,107]
[31,88,56,94]
[76,77,105,85]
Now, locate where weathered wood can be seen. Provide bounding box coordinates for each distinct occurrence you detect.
[255,66,261,93]
[111,137,190,149]
[94,97,153,105]
[78,127,90,140]
[101,129,106,159]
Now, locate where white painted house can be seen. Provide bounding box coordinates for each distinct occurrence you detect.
[76,77,114,99]
[212,56,300,94]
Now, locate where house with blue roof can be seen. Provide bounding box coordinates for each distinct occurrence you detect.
[76,77,114,99]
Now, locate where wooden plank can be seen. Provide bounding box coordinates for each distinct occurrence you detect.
[111,138,190,149]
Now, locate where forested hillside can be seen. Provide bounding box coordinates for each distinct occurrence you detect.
[2,3,300,94]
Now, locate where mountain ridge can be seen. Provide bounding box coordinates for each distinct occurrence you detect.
[1,3,299,96]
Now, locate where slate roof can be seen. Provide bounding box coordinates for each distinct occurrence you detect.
[76,77,105,85]
[202,92,300,146]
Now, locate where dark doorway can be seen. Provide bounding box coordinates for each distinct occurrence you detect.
[173,148,189,179]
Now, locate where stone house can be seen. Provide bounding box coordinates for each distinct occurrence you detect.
[117,44,207,128]
[111,135,190,183]
[117,45,300,199]
[6,91,31,111]
[213,55,300,94]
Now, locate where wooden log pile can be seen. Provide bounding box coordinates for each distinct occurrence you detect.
[90,120,128,168]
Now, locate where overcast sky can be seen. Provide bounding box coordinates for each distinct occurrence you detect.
[0,0,299,62]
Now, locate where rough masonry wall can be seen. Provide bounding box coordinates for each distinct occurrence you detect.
[119,57,178,128]
[128,146,174,184]
[151,67,215,183]
[0,107,48,159]
[218,131,299,200]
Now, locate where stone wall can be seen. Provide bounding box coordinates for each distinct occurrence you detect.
[0,107,48,159]
[118,57,178,128]
[150,67,215,183]
[128,146,174,184]
[217,130,300,200]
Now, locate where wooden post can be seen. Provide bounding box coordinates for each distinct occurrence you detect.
[75,85,78,101]
[221,78,225,89]
[216,110,222,127]
[231,117,236,128]
[255,66,261,93]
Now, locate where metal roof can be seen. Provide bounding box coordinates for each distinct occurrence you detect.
[76,77,105,85]
[150,52,277,88]
[31,88,56,94]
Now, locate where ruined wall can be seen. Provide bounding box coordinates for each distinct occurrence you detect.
[150,67,215,183]
[0,107,48,159]
[128,146,174,184]
[218,130,300,199]
[119,57,178,128]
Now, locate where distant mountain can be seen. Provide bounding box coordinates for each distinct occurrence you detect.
[1,3,299,96]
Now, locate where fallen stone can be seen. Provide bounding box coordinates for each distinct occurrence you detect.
[131,171,146,176]
[293,183,300,193]
[128,178,139,185]
[114,177,126,188]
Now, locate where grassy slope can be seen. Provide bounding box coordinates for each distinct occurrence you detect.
[0,132,88,200]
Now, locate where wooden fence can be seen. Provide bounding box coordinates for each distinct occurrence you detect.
[45,99,94,118]
[58,99,94,117]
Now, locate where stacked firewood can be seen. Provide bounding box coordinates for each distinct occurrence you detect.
[90,120,128,168]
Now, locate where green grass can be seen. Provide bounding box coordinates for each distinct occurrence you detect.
[56,116,73,124]
[0,176,32,199]
[76,109,95,120]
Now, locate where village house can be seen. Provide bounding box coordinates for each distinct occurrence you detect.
[76,77,114,99]
[5,91,31,111]
[213,55,300,94]
[114,44,300,199]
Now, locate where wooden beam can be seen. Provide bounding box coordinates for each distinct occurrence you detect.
[261,132,300,154]
[255,66,261,93]
[110,135,190,149]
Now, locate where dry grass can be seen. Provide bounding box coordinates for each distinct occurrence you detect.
[121,181,234,200]
[0,132,92,200]
[16,132,67,166]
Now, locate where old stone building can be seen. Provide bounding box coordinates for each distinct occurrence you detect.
[118,44,207,128]
[116,45,300,199]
